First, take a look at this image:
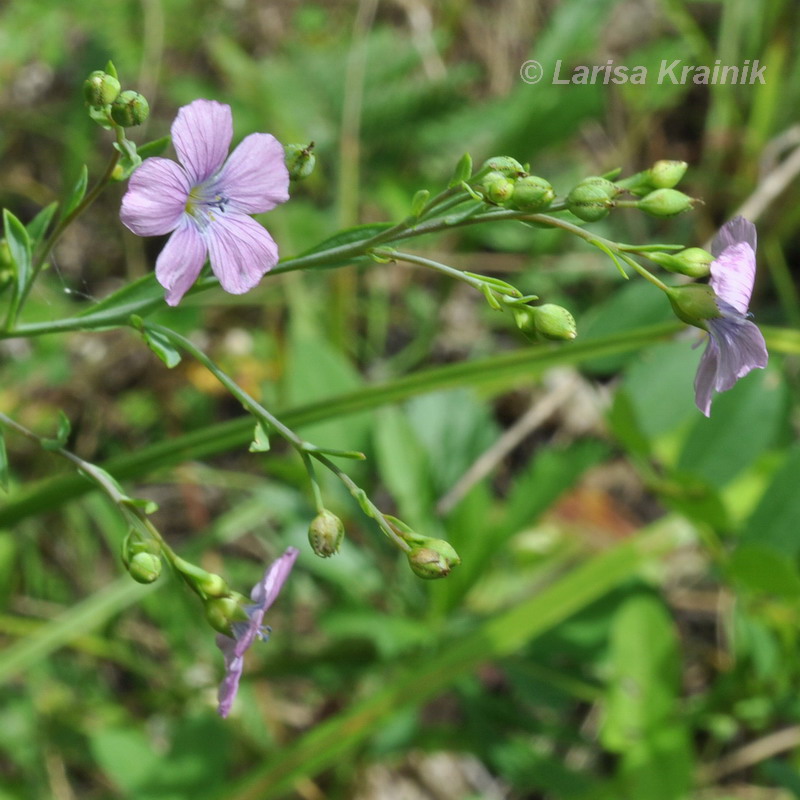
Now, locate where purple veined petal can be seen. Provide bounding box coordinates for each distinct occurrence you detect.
[711,216,757,259]
[204,212,280,295]
[710,242,757,316]
[120,157,191,236]
[232,547,299,659]
[217,133,290,214]
[710,318,768,390]
[171,99,233,185]
[154,218,208,306]
[216,634,244,719]
[694,336,719,417]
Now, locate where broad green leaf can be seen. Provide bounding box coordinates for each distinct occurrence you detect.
[678,366,784,487]
[63,165,88,218]
[741,445,800,556]
[727,543,800,598]
[25,202,58,245]
[3,209,32,312]
[373,407,432,530]
[248,422,271,452]
[90,727,160,794]
[136,135,171,160]
[0,432,8,492]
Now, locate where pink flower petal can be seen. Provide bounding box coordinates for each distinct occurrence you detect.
[216,635,243,719]
[171,99,233,185]
[120,158,190,236]
[710,242,756,316]
[155,220,208,306]
[205,212,279,295]
[711,216,757,259]
[218,133,290,214]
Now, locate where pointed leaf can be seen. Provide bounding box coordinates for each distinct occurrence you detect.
[63,165,89,219]
[248,422,271,453]
[26,202,58,245]
[3,209,33,320]
[0,431,9,492]
[140,326,181,368]
[136,136,171,160]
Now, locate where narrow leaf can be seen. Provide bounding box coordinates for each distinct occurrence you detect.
[0,431,9,492]
[26,202,58,245]
[3,209,33,319]
[136,136,171,160]
[63,165,89,219]
[248,422,271,453]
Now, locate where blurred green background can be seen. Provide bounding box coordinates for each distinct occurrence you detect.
[1,0,800,797]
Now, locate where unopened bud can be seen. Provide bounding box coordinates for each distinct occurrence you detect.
[481,171,515,205]
[110,90,150,127]
[205,597,246,636]
[509,175,554,212]
[127,552,162,584]
[648,247,712,278]
[529,303,577,340]
[284,142,316,181]
[480,156,525,178]
[407,539,461,580]
[308,510,344,558]
[83,70,121,107]
[667,284,720,328]
[196,572,230,598]
[637,188,695,217]
[648,160,688,189]
[566,180,613,222]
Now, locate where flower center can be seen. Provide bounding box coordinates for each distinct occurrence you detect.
[185,183,230,230]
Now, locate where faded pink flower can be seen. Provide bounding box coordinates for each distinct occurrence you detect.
[216,547,299,718]
[121,99,289,305]
[694,217,768,416]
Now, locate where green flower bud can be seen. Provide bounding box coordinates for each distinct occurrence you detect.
[83,70,121,107]
[284,142,316,181]
[648,247,712,278]
[480,156,525,178]
[481,171,515,205]
[613,170,654,197]
[648,160,688,189]
[566,180,613,222]
[205,596,247,636]
[196,572,230,598]
[529,303,577,340]
[127,552,162,584]
[666,284,720,328]
[509,175,554,212]
[637,188,695,217]
[110,90,150,127]
[308,509,345,558]
[406,539,461,580]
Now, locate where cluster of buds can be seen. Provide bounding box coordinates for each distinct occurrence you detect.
[475,157,555,213]
[511,303,577,341]
[121,531,163,584]
[565,161,696,222]
[84,66,149,127]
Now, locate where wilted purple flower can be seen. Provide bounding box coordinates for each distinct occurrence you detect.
[694,217,768,416]
[121,99,290,306]
[216,547,299,718]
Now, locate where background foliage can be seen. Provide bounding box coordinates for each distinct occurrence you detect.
[1,0,800,797]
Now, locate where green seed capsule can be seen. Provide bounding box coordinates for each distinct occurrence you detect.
[110,90,150,127]
[83,70,121,107]
[566,181,613,222]
[637,188,695,217]
[509,175,555,211]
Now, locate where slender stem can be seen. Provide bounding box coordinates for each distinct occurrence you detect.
[387,250,508,294]
[144,323,408,550]
[618,253,671,293]
[9,126,125,328]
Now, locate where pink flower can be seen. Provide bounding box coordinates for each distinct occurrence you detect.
[694,217,768,416]
[121,99,289,305]
[216,547,299,718]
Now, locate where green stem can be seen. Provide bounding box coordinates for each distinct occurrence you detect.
[618,252,671,293]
